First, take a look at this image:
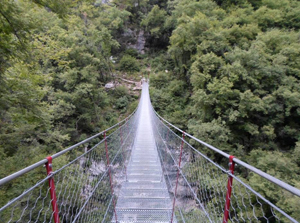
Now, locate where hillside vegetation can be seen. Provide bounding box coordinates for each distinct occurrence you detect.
[148,0,300,219]
[0,0,141,209]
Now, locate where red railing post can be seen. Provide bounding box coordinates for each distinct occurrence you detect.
[223,155,235,223]
[45,156,60,223]
[170,132,185,223]
[104,131,118,222]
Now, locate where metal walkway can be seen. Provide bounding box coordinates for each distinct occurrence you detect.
[113,83,175,222]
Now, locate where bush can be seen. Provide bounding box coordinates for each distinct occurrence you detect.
[124,48,139,58]
[113,86,129,97]
[128,100,139,113]
[116,96,129,109]
[119,55,140,72]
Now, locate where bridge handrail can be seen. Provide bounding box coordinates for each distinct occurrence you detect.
[153,114,298,222]
[152,108,300,198]
[0,107,138,187]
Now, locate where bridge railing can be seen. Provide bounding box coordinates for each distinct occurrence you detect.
[151,106,300,223]
[0,107,140,223]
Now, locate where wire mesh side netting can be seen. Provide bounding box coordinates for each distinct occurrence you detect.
[151,108,300,223]
[0,109,139,223]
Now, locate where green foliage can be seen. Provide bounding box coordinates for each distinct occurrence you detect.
[119,55,140,72]
[0,0,138,219]
[114,85,130,97]
[150,72,189,128]
[154,0,300,154]
[124,48,139,58]
[128,100,139,113]
[246,149,300,218]
[141,5,167,38]
[0,0,37,73]
[149,51,174,73]
[2,0,300,220]
[149,0,300,220]
[116,96,129,110]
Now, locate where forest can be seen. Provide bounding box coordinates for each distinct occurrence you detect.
[0,0,141,210]
[148,0,300,219]
[0,0,300,221]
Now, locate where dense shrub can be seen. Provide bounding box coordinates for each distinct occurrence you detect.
[119,55,140,72]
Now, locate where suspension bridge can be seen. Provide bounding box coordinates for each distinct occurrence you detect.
[0,82,300,223]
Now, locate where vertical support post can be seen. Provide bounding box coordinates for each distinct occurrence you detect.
[223,155,235,223]
[166,125,170,144]
[126,117,129,134]
[119,123,127,181]
[45,156,60,223]
[126,118,130,182]
[104,131,118,222]
[161,127,170,182]
[119,123,123,145]
[170,132,185,223]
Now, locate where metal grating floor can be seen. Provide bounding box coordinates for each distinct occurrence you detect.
[113,83,175,223]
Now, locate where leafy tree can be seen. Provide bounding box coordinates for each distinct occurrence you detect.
[116,96,129,111]
[119,55,140,72]
[124,48,139,58]
[0,0,137,220]
[141,5,167,38]
[150,0,300,220]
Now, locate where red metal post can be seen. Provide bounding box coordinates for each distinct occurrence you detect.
[104,131,118,222]
[45,156,60,223]
[170,132,185,223]
[223,155,235,223]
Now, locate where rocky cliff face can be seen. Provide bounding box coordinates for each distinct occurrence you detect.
[120,29,146,54]
[135,30,145,54]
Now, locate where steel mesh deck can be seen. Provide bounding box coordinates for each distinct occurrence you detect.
[112,210,174,223]
[119,189,170,198]
[116,198,173,209]
[113,83,176,222]
[122,182,167,190]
